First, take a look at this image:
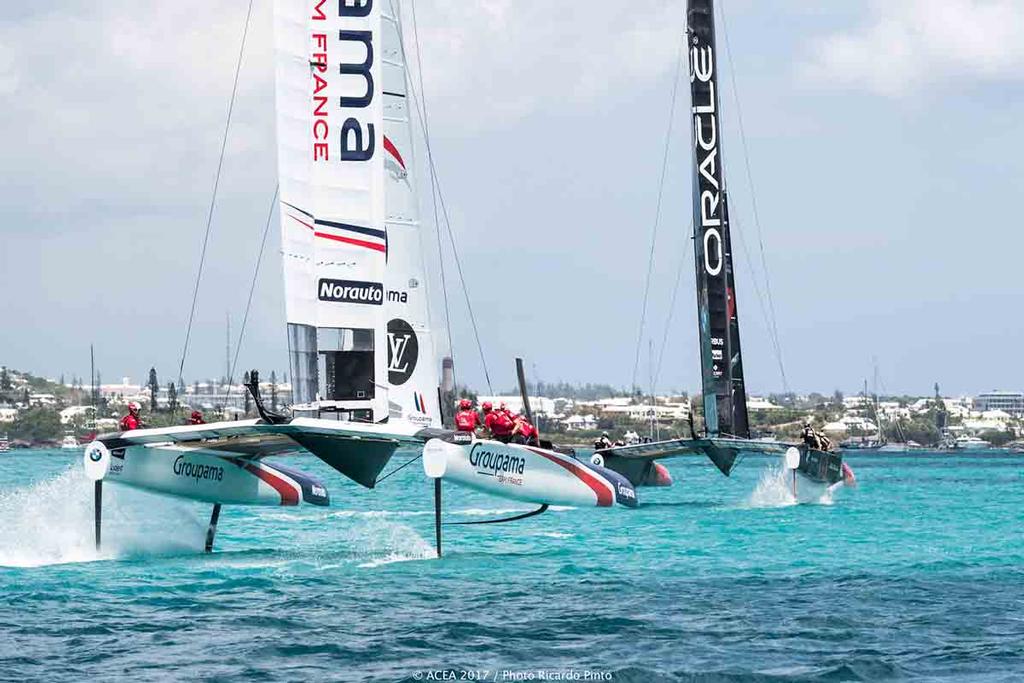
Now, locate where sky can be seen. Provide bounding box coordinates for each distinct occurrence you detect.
[2,0,1023,397]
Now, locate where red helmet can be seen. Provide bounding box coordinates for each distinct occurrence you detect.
[127,401,141,414]
[459,398,472,410]
[481,401,493,412]
[499,401,508,411]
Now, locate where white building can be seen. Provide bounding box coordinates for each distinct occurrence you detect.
[824,415,879,436]
[747,397,782,411]
[600,403,690,422]
[475,395,557,416]
[60,406,96,424]
[562,414,598,431]
[575,397,633,411]
[0,408,17,423]
[974,391,1024,417]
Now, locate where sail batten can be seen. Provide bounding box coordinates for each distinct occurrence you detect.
[687,0,748,438]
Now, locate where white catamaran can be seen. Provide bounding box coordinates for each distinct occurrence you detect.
[83,1,463,552]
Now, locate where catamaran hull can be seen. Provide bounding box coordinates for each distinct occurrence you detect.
[423,438,637,508]
[598,454,674,487]
[85,442,329,507]
[786,448,855,503]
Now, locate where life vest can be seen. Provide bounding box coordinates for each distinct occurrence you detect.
[515,417,536,439]
[120,414,140,431]
[485,410,514,436]
[454,409,479,432]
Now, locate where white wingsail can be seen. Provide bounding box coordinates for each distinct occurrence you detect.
[380,4,441,427]
[273,0,440,427]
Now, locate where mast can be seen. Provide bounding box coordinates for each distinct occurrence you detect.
[90,344,97,409]
[225,312,231,388]
[686,0,748,438]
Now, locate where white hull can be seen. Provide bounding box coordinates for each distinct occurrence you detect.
[424,438,636,508]
[86,442,327,507]
[954,440,992,451]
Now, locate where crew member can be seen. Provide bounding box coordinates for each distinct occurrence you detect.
[454,399,480,433]
[594,431,613,450]
[801,423,820,450]
[511,413,539,446]
[484,401,514,443]
[120,402,143,431]
[818,431,834,452]
[189,410,205,425]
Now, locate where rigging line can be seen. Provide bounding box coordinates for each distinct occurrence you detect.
[403,0,457,391]
[728,212,787,390]
[177,0,255,386]
[224,185,279,405]
[402,5,493,394]
[375,452,423,485]
[717,0,789,392]
[652,221,693,390]
[631,30,686,395]
[433,157,493,394]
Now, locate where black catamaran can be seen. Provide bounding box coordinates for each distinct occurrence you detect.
[689,0,749,443]
[592,0,854,497]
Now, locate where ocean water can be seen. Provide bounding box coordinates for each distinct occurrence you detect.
[1,449,1022,682]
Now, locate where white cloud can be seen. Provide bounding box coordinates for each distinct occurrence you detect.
[0,1,276,220]
[404,0,685,129]
[800,0,1024,95]
[0,0,686,221]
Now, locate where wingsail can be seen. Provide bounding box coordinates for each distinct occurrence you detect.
[687,0,748,438]
[273,0,441,426]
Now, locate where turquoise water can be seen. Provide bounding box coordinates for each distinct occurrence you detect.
[1,450,1022,681]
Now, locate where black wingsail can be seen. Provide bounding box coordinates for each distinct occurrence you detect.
[687,0,749,438]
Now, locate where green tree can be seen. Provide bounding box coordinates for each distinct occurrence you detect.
[885,418,940,447]
[167,382,178,413]
[148,367,159,412]
[270,371,278,411]
[11,407,62,443]
[980,430,1015,447]
[0,367,10,391]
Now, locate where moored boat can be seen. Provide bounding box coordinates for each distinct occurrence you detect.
[952,436,992,451]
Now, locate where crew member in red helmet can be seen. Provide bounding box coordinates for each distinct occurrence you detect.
[511,413,539,446]
[483,401,515,443]
[454,399,479,433]
[120,402,143,431]
[189,410,205,425]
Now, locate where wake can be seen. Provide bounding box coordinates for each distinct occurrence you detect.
[744,462,837,508]
[0,465,204,567]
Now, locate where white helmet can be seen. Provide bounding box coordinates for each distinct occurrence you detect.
[128,401,141,413]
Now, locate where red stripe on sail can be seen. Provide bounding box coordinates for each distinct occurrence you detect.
[528,447,614,507]
[314,231,387,253]
[383,135,405,170]
[290,213,386,254]
[244,463,300,506]
[287,214,315,231]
